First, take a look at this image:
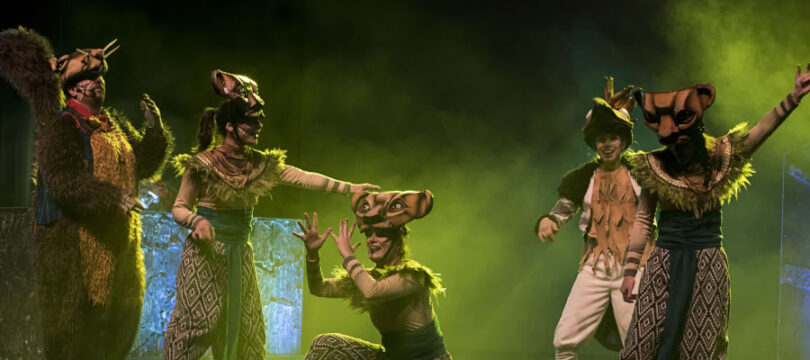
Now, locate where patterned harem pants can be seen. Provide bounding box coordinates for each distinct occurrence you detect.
[164,237,265,359]
[620,246,730,359]
[305,333,453,360]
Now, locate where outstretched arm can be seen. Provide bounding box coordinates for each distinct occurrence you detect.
[119,94,174,182]
[743,64,810,154]
[535,197,579,242]
[279,165,378,193]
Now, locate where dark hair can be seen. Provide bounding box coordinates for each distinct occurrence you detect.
[195,99,253,152]
[391,226,411,259]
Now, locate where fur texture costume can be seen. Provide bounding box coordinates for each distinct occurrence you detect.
[0,27,173,359]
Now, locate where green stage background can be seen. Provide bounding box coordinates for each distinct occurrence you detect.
[2,1,808,357]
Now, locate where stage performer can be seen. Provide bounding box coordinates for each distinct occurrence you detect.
[534,77,654,359]
[295,190,451,360]
[0,28,173,359]
[619,65,810,359]
[165,69,378,360]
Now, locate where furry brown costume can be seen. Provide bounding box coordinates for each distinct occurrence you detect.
[0,27,173,359]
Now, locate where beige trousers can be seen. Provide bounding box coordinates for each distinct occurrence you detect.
[553,254,643,360]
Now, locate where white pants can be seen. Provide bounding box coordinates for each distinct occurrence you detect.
[553,255,643,360]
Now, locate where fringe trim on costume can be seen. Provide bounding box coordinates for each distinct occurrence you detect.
[557,153,634,208]
[172,148,286,207]
[331,260,445,312]
[630,123,755,214]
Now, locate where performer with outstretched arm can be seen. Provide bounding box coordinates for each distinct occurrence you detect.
[619,65,810,359]
[165,70,377,360]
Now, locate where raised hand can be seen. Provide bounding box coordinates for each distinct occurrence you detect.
[792,63,810,101]
[537,217,559,243]
[349,183,380,193]
[139,93,162,129]
[292,212,332,256]
[329,219,361,258]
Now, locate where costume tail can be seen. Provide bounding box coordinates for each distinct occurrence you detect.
[0,27,64,132]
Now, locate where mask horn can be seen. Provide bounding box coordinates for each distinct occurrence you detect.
[103,39,119,58]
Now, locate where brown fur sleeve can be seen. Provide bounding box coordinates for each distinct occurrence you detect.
[37,112,125,222]
[0,27,64,132]
[113,109,174,182]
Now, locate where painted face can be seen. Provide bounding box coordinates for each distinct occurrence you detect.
[363,228,399,263]
[595,133,623,163]
[212,69,265,119]
[68,76,106,106]
[352,190,433,231]
[234,119,262,145]
[634,84,715,146]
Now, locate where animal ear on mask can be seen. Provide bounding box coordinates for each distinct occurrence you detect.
[632,88,644,109]
[51,55,69,73]
[694,84,716,110]
[213,70,227,96]
[416,190,434,218]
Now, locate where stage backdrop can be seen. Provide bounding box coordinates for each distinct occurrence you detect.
[4,1,810,358]
[133,211,304,358]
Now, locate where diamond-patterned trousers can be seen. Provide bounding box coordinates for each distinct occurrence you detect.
[164,237,265,360]
[620,247,730,360]
[304,333,453,360]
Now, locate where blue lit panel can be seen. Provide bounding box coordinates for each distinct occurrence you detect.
[253,217,305,355]
[779,150,810,359]
[130,211,303,358]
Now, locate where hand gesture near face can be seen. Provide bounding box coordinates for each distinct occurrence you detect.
[330,219,361,259]
[139,93,162,129]
[792,63,810,101]
[292,212,332,257]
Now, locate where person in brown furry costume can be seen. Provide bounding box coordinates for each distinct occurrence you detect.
[0,27,173,359]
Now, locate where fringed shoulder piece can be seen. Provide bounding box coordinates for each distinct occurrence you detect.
[630,123,755,214]
[331,259,445,312]
[172,148,287,207]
